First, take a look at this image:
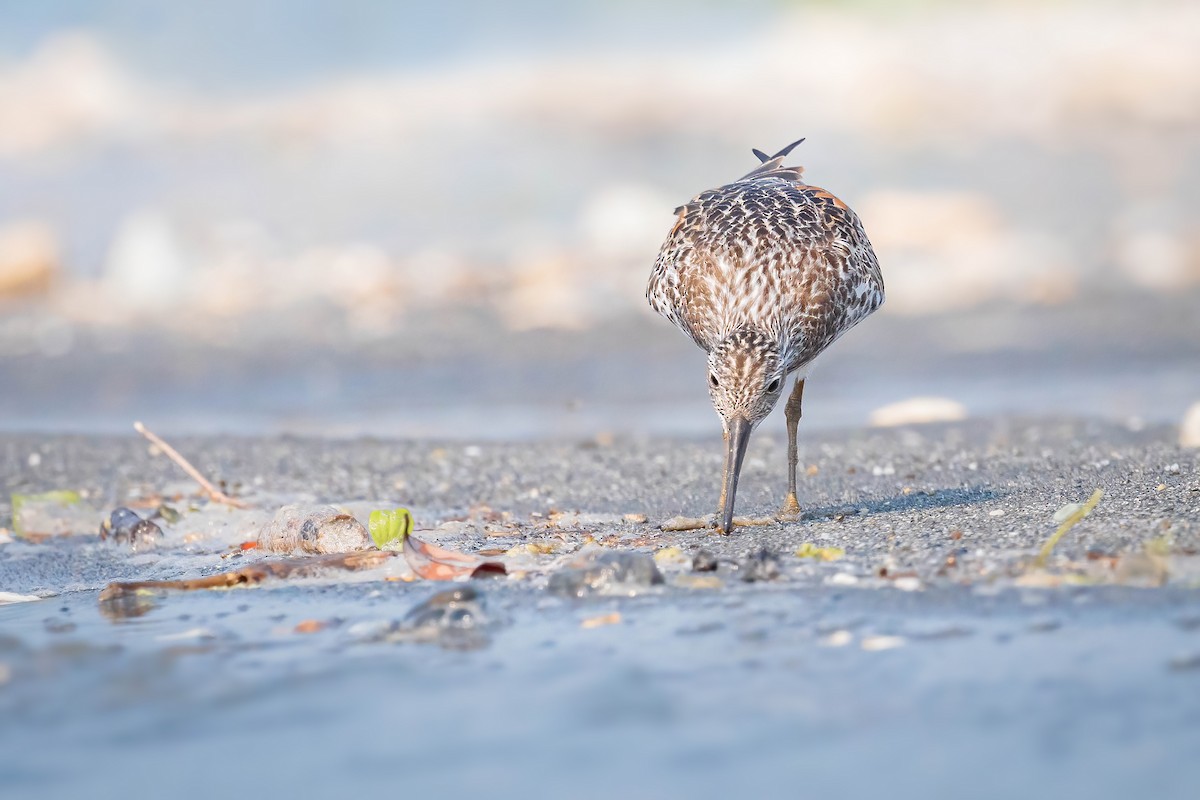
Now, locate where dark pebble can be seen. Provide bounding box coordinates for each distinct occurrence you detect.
[739,549,782,582]
[43,618,77,634]
[692,549,719,572]
[100,507,162,545]
[548,550,664,598]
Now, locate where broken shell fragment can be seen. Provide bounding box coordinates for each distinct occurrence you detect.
[257,504,371,554]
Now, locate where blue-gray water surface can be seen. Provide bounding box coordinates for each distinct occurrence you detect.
[3,583,1200,799]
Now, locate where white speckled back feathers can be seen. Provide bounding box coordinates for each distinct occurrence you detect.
[646,151,884,372]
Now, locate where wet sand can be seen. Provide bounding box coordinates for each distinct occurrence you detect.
[2,418,1199,799]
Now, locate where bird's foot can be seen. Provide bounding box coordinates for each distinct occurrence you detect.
[777,493,802,521]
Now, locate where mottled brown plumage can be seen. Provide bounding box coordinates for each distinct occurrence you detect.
[646,139,884,532]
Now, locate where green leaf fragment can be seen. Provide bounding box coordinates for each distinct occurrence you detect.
[1144,534,1172,559]
[369,508,413,549]
[155,504,182,525]
[794,542,845,561]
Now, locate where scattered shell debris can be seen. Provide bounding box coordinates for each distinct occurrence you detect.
[1181,401,1200,448]
[660,515,714,532]
[861,635,907,651]
[0,591,42,605]
[653,546,689,566]
[819,630,854,648]
[868,396,968,427]
[660,514,775,532]
[257,504,372,555]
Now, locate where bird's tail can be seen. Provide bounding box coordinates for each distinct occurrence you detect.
[751,137,806,164]
[741,137,806,182]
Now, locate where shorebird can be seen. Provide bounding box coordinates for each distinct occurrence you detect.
[647,139,884,532]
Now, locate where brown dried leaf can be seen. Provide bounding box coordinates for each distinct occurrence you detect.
[403,533,507,581]
[294,619,326,634]
[581,612,622,629]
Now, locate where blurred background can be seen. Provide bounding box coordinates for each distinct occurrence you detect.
[0,0,1197,438]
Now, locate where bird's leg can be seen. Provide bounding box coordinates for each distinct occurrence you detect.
[779,378,805,519]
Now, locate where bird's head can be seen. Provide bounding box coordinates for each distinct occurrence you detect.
[707,328,786,532]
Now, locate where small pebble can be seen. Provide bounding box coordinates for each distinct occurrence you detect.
[739,549,782,582]
[100,507,162,547]
[387,587,490,650]
[1053,502,1085,523]
[1168,654,1200,672]
[819,630,853,647]
[548,550,664,598]
[692,549,719,572]
[1028,618,1061,633]
[660,515,714,532]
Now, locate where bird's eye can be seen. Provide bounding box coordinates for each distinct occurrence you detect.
[709,373,720,389]
[766,377,782,393]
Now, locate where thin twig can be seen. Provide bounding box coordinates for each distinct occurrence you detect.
[1034,488,1104,569]
[99,551,395,600]
[133,421,250,509]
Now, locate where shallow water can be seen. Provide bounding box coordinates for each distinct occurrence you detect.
[3,583,1200,799]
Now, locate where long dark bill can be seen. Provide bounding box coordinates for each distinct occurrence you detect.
[720,416,753,534]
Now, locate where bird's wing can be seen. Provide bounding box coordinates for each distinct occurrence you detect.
[770,182,885,369]
[647,203,698,346]
[646,197,738,351]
